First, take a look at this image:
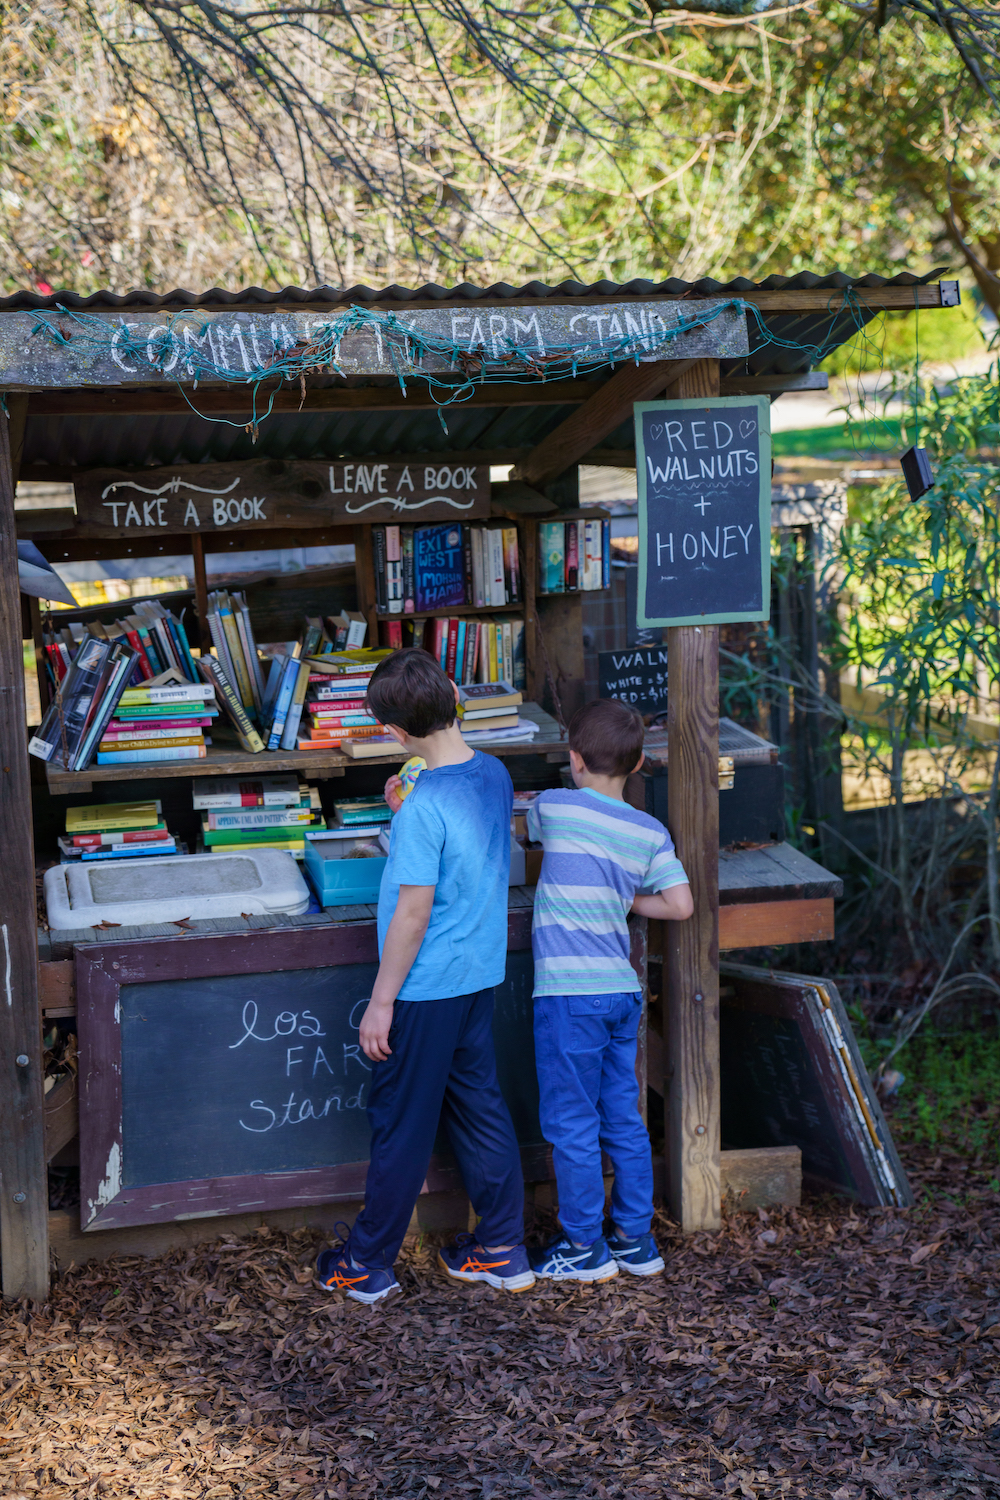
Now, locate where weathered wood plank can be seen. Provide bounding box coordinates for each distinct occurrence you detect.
[38,960,74,1013]
[664,359,722,1236]
[2,301,747,390]
[29,382,600,418]
[719,898,835,950]
[44,1073,79,1162]
[0,405,48,1299]
[718,842,844,904]
[73,458,490,536]
[720,1145,801,1210]
[514,360,697,489]
[720,372,828,395]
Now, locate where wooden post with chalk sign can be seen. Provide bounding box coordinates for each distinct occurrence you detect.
[638,358,771,1231]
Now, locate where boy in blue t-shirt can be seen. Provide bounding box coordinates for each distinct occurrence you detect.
[316,648,533,1303]
[526,697,693,1283]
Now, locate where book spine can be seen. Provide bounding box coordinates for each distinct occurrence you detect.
[169,613,200,683]
[203,659,266,753]
[122,627,154,679]
[74,647,138,770]
[97,746,206,764]
[462,524,473,606]
[400,527,415,614]
[79,840,178,858]
[471,527,484,609]
[99,736,203,752]
[503,527,521,603]
[445,618,459,681]
[502,620,513,683]
[373,526,388,613]
[385,525,403,614]
[380,620,403,649]
[488,623,499,682]
[307,714,379,728]
[207,811,313,830]
[219,600,254,707]
[280,662,310,751]
[267,655,300,750]
[73,829,169,846]
[234,594,266,708]
[119,686,215,704]
[603,519,611,589]
[489,527,506,606]
[565,521,579,591]
[455,620,467,685]
[510,619,526,692]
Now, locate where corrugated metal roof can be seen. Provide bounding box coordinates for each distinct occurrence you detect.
[10,268,949,472]
[0,267,944,312]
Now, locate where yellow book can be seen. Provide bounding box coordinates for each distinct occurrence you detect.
[99,736,203,752]
[220,594,255,708]
[66,800,161,832]
[208,838,305,852]
[488,624,498,682]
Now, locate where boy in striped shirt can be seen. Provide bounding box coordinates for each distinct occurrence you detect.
[526,697,693,1281]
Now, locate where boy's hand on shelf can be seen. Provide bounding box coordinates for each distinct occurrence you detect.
[360,997,395,1062]
[384,774,404,814]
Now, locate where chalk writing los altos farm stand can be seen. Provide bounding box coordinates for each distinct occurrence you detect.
[0,274,955,1295]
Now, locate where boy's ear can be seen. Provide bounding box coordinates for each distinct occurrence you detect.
[451,680,461,706]
[384,723,409,747]
[631,752,646,775]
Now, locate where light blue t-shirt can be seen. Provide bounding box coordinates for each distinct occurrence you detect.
[377,751,513,1001]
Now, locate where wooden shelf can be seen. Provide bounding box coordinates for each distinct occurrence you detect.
[376,602,524,620]
[43,703,567,793]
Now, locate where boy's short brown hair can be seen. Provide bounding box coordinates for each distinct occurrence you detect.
[365,648,457,738]
[569,697,645,777]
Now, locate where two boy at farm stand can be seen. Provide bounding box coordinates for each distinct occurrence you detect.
[317,648,693,1303]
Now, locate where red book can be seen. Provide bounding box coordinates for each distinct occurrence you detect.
[380,619,403,649]
[121,625,154,679]
[72,828,171,847]
[432,618,447,669]
[46,644,67,683]
[445,619,459,680]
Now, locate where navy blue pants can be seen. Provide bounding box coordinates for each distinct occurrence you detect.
[349,988,525,1269]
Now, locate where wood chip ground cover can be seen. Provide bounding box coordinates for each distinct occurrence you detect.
[2,1146,999,1499]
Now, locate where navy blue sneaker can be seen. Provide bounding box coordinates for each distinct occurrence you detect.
[529,1234,618,1282]
[607,1230,665,1276]
[316,1224,400,1305]
[438,1234,536,1292]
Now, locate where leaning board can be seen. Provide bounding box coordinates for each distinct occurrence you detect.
[76,917,542,1231]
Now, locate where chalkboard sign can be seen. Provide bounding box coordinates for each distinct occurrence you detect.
[77,921,542,1231]
[635,395,771,627]
[719,963,912,1207]
[598,645,669,715]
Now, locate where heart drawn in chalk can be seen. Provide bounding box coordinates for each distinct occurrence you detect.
[739,419,757,437]
[649,423,664,441]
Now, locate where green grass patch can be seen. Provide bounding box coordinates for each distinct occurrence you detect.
[771,418,903,458]
[857,1025,1000,1166]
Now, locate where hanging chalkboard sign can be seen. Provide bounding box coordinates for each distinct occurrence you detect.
[635,395,771,627]
[598,645,669,715]
[76,919,543,1231]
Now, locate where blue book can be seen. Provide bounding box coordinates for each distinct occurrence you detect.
[267,655,301,750]
[414,525,466,612]
[261,655,286,720]
[81,840,178,860]
[168,612,200,683]
[455,620,467,684]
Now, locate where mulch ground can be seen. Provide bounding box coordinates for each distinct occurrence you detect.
[2,1145,999,1500]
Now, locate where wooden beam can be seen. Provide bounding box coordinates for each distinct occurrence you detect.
[0,406,48,1300]
[720,897,834,949]
[720,372,829,395]
[190,534,211,655]
[6,395,28,483]
[513,360,697,489]
[26,380,605,419]
[15,525,355,563]
[664,358,722,1235]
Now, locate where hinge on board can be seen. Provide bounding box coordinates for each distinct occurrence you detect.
[719,756,734,791]
[939,280,961,308]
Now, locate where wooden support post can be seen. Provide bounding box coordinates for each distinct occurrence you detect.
[190,533,212,656]
[0,403,48,1299]
[664,358,722,1233]
[353,524,378,647]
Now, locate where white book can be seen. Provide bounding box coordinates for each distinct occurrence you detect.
[119,684,215,703]
[471,528,485,609]
[502,620,513,683]
[193,774,302,809]
[488,528,505,606]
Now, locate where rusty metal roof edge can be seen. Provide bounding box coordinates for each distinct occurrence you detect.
[0,268,949,314]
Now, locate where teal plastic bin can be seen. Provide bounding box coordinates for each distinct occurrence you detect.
[304,834,387,906]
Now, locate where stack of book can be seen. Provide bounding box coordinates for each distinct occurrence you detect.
[205,590,266,719]
[331,794,393,835]
[538,518,611,594]
[296,651,388,752]
[457,682,540,746]
[373,522,521,615]
[29,636,139,770]
[42,601,201,694]
[58,800,181,862]
[194,775,326,857]
[96,679,217,764]
[382,616,526,691]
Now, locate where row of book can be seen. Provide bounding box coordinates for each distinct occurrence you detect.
[193,776,326,856]
[41,599,199,695]
[379,616,526,690]
[96,681,215,764]
[59,800,183,862]
[539,518,611,594]
[373,523,521,615]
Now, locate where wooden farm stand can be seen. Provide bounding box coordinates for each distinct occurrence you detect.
[0,274,957,1297]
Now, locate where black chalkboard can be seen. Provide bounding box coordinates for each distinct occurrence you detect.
[635,396,771,627]
[719,964,913,1207]
[119,952,541,1188]
[598,645,669,715]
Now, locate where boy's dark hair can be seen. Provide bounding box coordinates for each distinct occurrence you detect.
[569,697,645,777]
[365,648,456,737]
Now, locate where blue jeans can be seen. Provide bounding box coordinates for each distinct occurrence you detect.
[533,992,652,1244]
[350,989,525,1268]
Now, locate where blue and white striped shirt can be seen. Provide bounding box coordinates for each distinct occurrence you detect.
[526,788,688,997]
